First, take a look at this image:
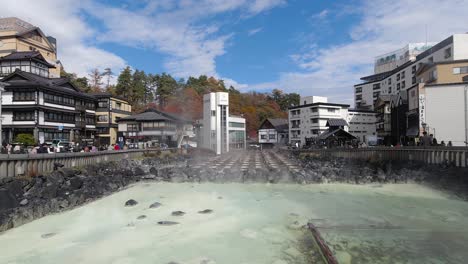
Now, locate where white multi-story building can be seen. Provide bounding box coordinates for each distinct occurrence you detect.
[354,34,468,110]
[201,92,246,154]
[288,96,377,146]
[288,96,349,147]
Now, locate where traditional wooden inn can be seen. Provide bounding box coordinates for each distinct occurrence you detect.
[0,51,96,144]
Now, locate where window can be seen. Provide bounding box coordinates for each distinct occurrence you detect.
[412,76,416,84]
[428,57,433,63]
[13,111,35,121]
[115,102,122,110]
[396,74,400,81]
[269,134,276,139]
[13,91,35,101]
[397,83,400,90]
[327,108,336,113]
[431,70,437,81]
[97,115,108,122]
[444,47,452,58]
[355,87,362,93]
[355,94,362,100]
[229,122,244,128]
[311,108,318,113]
[86,101,95,110]
[98,99,108,108]
[211,110,216,116]
[453,66,468,74]
[387,78,391,85]
[311,118,318,124]
[401,71,405,79]
[372,83,380,90]
[260,135,267,139]
[304,100,306,105]
[401,81,406,89]
[412,65,417,74]
[127,124,138,131]
[86,115,95,125]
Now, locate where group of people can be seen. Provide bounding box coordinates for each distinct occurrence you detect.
[419,131,452,147]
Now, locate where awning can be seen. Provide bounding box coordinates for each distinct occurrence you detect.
[406,126,419,136]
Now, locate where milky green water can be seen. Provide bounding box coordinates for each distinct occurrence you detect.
[1,183,468,264]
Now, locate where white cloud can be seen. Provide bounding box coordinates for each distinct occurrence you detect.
[79,0,286,85]
[247,27,263,36]
[0,0,126,78]
[247,0,287,14]
[253,0,468,105]
[312,9,329,20]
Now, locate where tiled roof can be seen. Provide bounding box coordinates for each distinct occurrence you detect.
[326,119,348,127]
[0,17,35,34]
[0,51,55,68]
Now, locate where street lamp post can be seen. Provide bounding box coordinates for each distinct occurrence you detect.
[0,81,11,147]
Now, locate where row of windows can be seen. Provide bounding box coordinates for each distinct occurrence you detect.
[98,99,109,108]
[44,93,75,106]
[13,112,35,121]
[13,91,35,101]
[44,112,75,123]
[97,115,108,122]
[142,122,176,129]
[260,134,276,140]
[229,122,245,128]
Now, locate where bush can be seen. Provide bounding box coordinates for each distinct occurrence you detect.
[14,133,36,146]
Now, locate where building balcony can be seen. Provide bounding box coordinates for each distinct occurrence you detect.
[75,104,86,112]
[75,121,86,128]
[291,125,300,129]
[290,114,301,119]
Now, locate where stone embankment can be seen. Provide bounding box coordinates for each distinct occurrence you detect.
[1,150,467,232]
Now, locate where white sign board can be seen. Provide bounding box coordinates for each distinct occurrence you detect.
[419,94,426,125]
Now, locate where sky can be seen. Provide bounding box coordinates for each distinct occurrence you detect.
[1,0,468,105]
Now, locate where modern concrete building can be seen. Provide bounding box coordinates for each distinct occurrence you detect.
[201,92,246,154]
[0,17,61,78]
[258,118,288,146]
[93,93,132,146]
[228,115,246,150]
[117,109,193,148]
[355,34,468,110]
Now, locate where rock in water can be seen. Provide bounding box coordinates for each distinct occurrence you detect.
[137,215,147,220]
[19,199,28,206]
[149,202,162,208]
[171,211,185,216]
[41,232,56,239]
[157,221,179,226]
[198,209,213,214]
[125,199,138,207]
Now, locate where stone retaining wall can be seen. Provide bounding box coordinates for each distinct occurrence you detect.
[0,149,174,178]
[298,147,468,168]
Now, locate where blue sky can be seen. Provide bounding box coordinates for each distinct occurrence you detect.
[2,0,468,105]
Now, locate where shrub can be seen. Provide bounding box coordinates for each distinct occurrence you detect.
[14,133,36,146]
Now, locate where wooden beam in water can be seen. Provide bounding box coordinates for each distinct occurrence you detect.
[307,223,339,264]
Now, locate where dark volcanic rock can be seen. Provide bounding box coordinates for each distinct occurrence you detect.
[198,209,213,214]
[137,215,147,220]
[171,211,185,216]
[41,232,56,239]
[125,199,138,207]
[0,188,18,211]
[69,177,84,190]
[157,221,179,226]
[149,202,162,209]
